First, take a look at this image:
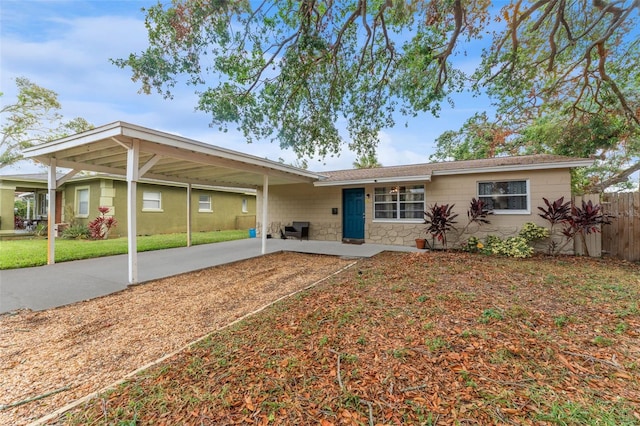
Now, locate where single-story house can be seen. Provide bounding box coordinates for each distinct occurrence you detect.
[19,121,593,283]
[257,154,593,249]
[0,173,256,236]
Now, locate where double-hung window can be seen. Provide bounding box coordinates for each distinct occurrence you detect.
[142,191,162,211]
[198,194,212,212]
[374,185,425,220]
[76,187,90,218]
[242,198,248,213]
[478,180,529,214]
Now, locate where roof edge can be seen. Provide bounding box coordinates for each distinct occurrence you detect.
[314,174,432,187]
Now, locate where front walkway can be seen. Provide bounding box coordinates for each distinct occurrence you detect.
[0,239,419,314]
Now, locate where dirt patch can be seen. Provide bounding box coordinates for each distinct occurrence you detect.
[0,252,355,425]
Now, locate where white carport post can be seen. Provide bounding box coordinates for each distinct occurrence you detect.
[261,174,269,254]
[186,183,192,247]
[127,140,140,284]
[47,159,57,265]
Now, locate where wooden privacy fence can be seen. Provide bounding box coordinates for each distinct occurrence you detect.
[600,192,640,262]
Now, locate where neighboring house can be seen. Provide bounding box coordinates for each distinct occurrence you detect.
[258,154,593,248]
[0,173,256,236]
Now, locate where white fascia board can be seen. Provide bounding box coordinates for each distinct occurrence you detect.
[24,121,324,182]
[314,175,432,187]
[432,160,594,176]
[23,123,124,157]
[120,122,323,181]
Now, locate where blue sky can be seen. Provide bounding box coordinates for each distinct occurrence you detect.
[0,0,494,174]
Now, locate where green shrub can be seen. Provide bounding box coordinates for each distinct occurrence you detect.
[62,225,90,240]
[490,236,534,258]
[463,236,482,252]
[519,222,549,242]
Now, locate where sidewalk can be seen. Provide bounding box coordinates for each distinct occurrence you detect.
[0,239,419,313]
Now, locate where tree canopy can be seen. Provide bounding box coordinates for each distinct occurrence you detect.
[117,0,639,188]
[0,77,94,168]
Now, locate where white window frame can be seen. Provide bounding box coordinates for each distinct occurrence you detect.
[142,190,163,212]
[242,198,248,213]
[373,184,425,222]
[198,194,212,212]
[37,192,48,218]
[477,179,530,214]
[76,186,90,218]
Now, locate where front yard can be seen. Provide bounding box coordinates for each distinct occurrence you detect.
[2,251,639,425]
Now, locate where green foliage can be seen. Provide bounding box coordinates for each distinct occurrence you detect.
[518,222,549,242]
[479,308,504,324]
[14,199,27,218]
[462,236,483,253]
[489,236,534,259]
[352,153,382,169]
[118,1,639,167]
[61,225,89,240]
[0,77,93,167]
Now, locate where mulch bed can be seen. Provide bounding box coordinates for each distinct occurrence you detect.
[0,252,355,425]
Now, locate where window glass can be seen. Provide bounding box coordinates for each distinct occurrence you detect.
[374,185,424,220]
[242,198,248,213]
[142,191,162,210]
[198,194,212,211]
[478,180,528,212]
[77,188,89,216]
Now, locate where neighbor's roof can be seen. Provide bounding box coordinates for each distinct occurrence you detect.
[0,172,257,195]
[314,154,594,186]
[23,121,324,188]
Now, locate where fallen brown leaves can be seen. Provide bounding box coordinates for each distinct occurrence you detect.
[5,251,640,425]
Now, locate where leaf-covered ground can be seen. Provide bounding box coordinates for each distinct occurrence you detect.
[59,252,639,425]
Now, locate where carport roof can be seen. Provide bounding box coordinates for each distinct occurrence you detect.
[23,121,325,188]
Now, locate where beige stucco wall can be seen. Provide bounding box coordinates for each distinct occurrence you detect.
[259,168,572,249]
[257,183,343,240]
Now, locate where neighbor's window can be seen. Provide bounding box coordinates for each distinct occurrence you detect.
[374,185,425,220]
[242,198,248,213]
[76,187,90,217]
[142,190,162,211]
[198,194,212,212]
[37,192,48,217]
[478,180,529,213]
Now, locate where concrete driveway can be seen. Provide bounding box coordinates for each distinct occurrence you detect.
[0,239,419,313]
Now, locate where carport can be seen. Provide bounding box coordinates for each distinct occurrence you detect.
[23,121,323,284]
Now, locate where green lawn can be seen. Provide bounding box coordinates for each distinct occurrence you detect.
[0,229,249,269]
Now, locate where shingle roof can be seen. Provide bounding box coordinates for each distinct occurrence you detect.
[316,154,592,184]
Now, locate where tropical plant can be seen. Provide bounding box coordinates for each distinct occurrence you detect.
[423,204,458,250]
[562,200,612,256]
[538,197,611,256]
[538,197,572,254]
[62,225,89,240]
[87,206,117,240]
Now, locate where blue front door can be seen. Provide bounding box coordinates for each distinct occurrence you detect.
[343,188,365,241]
